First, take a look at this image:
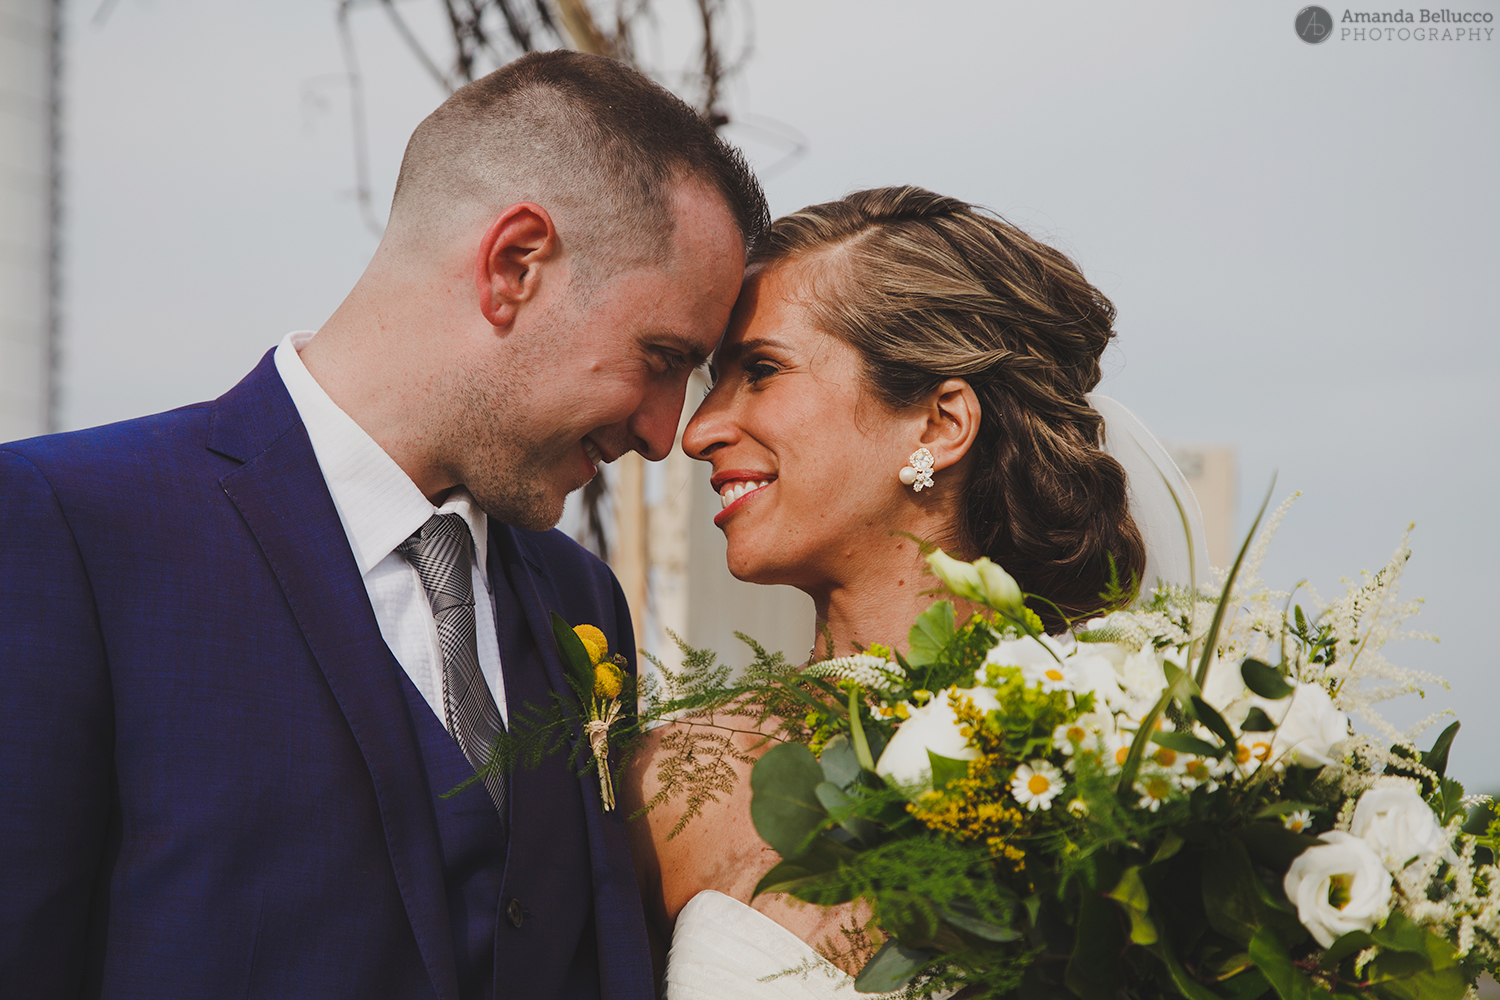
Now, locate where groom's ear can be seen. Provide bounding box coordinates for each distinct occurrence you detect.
[919,378,981,472]
[476,203,559,329]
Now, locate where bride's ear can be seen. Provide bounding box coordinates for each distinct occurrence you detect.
[918,378,981,472]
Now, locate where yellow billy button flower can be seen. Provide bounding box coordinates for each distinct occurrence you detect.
[593,661,624,700]
[573,624,608,666]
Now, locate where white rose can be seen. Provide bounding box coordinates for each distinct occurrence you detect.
[1271,683,1349,769]
[1350,785,1450,871]
[874,686,1001,793]
[1283,831,1393,948]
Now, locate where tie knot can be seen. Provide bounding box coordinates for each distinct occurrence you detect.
[398,512,470,560]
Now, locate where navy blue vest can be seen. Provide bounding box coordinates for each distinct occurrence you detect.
[398,537,603,1000]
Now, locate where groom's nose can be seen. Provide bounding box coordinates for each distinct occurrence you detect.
[626,379,691,462]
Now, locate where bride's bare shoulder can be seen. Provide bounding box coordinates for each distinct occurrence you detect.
[623,717,782,925]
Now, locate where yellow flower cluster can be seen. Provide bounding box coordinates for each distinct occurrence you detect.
[908,753,1029,869]
[574,624,624,700]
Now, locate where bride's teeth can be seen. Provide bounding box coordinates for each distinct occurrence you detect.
[719,480,770,509]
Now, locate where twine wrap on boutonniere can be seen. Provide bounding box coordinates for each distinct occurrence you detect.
[550,614,628,811]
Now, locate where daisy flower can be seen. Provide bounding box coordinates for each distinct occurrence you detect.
[1023,660,1076,694]
[1137,774,1174,812]
[1011,760,1065,811]
[1282,809,1313,834]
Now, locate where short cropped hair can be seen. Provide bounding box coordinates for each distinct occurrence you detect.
[389,50,768,282]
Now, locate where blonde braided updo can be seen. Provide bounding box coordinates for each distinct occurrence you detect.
[750,186,1145,627]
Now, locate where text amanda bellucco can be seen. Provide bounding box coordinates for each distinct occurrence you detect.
[1341,8,1494,41]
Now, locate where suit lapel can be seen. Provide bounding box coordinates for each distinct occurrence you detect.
[494,527,655,1000]
[210,353,461,1000]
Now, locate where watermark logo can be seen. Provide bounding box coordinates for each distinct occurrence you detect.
[1296,6,1336,42]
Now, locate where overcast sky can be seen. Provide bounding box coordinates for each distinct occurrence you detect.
[61,1,1499,786]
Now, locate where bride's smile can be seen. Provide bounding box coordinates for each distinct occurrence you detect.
[684,264,964,602]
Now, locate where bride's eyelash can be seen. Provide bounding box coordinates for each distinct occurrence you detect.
[743,359,778,384]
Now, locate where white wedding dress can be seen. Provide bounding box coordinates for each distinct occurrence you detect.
[665,891,902,1000]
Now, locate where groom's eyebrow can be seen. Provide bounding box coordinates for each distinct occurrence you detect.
[649,332,711,368]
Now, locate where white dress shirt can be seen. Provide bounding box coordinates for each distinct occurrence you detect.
[273,330,507,726]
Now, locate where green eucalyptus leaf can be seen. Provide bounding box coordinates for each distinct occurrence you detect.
[906,601,956,668]
[1066,889,1126,1000]
[1238,823,1322,876]
[1249,926,1327,1000]
[1368,911,1434,956]
[1367,966,1469,1000]
[937,900,1022,943]
[818,734,861,789]
[749,742,828,859]
[1163,657,1203,699]
[814,781,879,847]
[1154,933,1227,1000]
[1422,721,1460,778]
[1153,730,1223,758]
[853,938,931,994]
[1241,707,1278,732]
[1191,694,1238,747]
[1106,865,1157,945]
[1320,930,1376,969]
[1151,829,1186,865]
[752,834,859,903]
[1242,659,1294,700]
[1218,967,1272,1000]
[927,750,970,791]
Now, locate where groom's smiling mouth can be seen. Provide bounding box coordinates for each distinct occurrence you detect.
[710,471,776,523]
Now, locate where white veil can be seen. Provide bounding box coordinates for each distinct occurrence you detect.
[1086,393,1209,594]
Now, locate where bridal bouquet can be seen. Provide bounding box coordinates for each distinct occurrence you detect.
[671,498,1499,999]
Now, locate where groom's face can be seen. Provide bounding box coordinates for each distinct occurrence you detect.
[458,183,745,530]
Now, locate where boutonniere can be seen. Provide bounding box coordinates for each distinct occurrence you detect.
[550,613,628,811]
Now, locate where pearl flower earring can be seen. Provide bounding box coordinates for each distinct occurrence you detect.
[898,447,935,492]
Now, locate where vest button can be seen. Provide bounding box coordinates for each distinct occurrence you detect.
[507,898,524,928]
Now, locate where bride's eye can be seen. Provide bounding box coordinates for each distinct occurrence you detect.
[743,359,778,384]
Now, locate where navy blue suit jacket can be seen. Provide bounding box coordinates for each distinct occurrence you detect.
[0,352,653,999]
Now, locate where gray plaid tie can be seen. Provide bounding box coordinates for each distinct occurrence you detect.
[397,512,508,825]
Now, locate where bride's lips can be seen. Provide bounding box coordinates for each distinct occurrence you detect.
[711,470,776,527]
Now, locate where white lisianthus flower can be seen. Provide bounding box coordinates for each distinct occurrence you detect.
[1117,648,1169,722]
[1010,760,1064,811]
[1068,648,1128,712]
[1283,831,1393,947]
[1349,785,1450,871]
[1271,683,1350,769]
[983,634,1071,674]
[925,550,1023,614]
[874,686,1001,794]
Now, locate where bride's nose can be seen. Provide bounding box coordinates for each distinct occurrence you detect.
[681,384,737,461]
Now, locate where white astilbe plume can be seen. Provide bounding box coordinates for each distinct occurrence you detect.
[807,654,903,691]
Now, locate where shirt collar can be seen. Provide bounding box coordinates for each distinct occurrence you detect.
[273,330,489,580]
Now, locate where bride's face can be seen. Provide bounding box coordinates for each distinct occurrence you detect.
[683,265,924,589]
